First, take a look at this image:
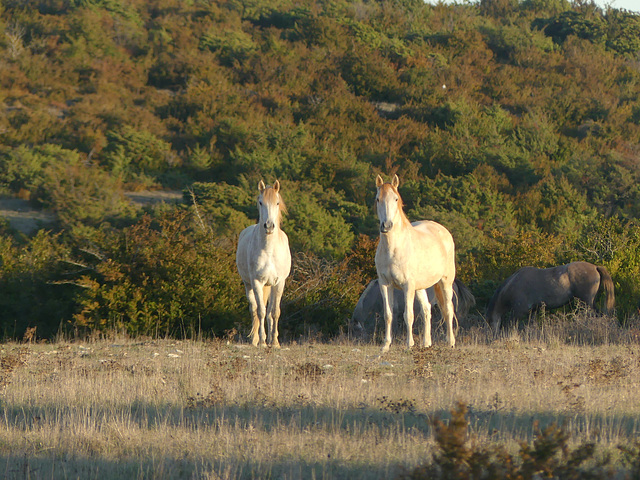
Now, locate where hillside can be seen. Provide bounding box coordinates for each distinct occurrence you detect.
[0,0,639,339]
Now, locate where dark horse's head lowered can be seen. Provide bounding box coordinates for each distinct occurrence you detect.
[487,261,615,331]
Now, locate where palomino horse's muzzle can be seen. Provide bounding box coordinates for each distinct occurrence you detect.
[380,221,393,233]
[264,221,275,234]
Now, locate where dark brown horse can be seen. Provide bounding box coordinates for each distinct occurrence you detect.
[488,261,615,331]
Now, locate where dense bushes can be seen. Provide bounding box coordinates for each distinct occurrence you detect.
[0,0,639,339]
[400,402,616,479]
[70,211,247,337]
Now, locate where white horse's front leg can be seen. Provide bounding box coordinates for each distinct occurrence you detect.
[251,280,268,347]
[244,283,261,346]
[267,282,285,348]
[404,287,416,349]
[379,282,394,353]
[263,286,274,346]
[415,289,432,347]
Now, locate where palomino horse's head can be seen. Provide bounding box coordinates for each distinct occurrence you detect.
[258,180,286,235]
[375,174,402,233]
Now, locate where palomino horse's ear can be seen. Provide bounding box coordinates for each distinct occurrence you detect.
[273,180,280,192]
[391,174,399,188]
[258,180,266,193]
[375,175,384,188]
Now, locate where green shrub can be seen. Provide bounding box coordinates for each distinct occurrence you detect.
[0,144,81,196]
[282,247,371,340]
[0,231,74,339]
[605,10,640,55]
[102,126,178,186]
[199,29,258,66]
[71,211,246,338]
[400,401,612,479]
[283,183,356,259]
[0,144,132,227]
[188,181,253,236]
[576,216,640,320]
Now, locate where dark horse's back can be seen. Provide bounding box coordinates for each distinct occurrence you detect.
[488,261,615,331]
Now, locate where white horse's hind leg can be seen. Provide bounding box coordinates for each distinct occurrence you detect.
[435,281,456,347]
[415,289,432,347]
[379,282,394,353]
[404,287,416,348]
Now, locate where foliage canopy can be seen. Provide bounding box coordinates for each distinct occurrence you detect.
[0,0,639,339]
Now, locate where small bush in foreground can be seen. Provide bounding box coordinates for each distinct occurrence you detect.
[400,402,615,480]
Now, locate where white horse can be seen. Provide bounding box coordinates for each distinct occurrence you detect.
[236,180,291,347]
[375,174,457,352]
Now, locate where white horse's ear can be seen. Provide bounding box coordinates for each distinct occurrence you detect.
[391,174,399,188]
[273,180,280,192]
[375,175,384,188]
[258,180,266,193]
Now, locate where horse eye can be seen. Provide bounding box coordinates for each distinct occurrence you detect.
[259,201,263,206]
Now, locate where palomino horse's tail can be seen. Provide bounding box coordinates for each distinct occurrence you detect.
[596,266,615,315]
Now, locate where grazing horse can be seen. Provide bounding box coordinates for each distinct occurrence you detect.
[375,174,457,351]
[488,261,615,331]
[350,278,476,341]
[236,180,291,347]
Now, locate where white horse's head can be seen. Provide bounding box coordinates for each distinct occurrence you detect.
[375,174,402,234]
[258,180,285,235]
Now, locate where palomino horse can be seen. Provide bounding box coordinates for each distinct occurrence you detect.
[375,174,457,351]
[488,261,615,331]
[236,180,291,347]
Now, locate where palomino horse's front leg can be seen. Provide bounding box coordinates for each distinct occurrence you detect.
[251,280,268,347]
[266,282,285,348]
[415,289,432,347]
[404,287,416,348]
[379,282,394,353]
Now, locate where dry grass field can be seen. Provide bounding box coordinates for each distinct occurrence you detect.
[1,312,640,479]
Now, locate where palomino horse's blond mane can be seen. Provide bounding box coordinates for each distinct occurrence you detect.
[374,174,457,352]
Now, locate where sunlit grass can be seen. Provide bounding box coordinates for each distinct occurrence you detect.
[1,314,639,479]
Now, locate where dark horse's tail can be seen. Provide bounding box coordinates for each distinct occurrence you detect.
[596,266,615,315]
[450,279,476,335]
[453,279,476,318]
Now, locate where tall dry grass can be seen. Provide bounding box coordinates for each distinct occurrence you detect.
[1,311,639,479]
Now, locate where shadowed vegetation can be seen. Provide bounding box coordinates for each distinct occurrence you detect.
[0,0,639,340]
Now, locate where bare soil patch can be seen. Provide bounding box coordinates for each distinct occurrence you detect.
[124,190,183,206]
[0,191,183,234]
[0,197,55,234]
